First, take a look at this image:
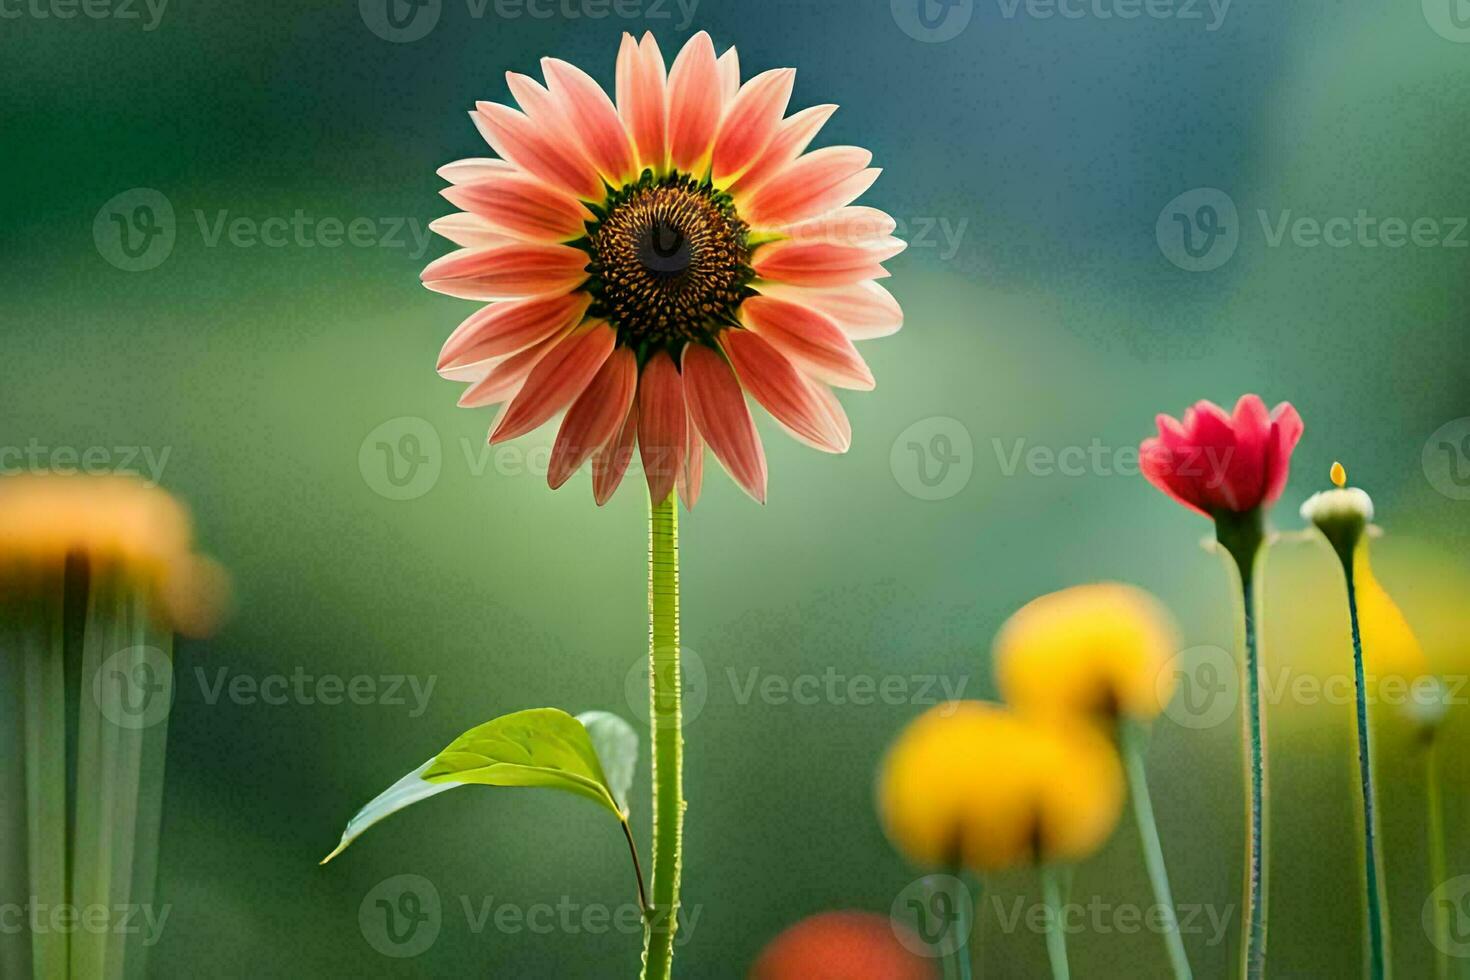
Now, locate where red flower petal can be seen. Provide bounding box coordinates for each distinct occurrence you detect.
[616,32,668,174]
[682,344,768,504]
[740,295,875,390]
[489,321,616,443]
[591,400,639,506]
[636,351,689,506]
[751,237,905,288]
[666,31,721,175]
[678,425,705,511]
[729,103,836,198]
[470,102,602,202]
[421,243,588,301]
[711,68,795,185]
[721,329,848,452]
[548,347,637,489]
[441,172,593,242]
[542,56,637,187]
[437,293,591,373]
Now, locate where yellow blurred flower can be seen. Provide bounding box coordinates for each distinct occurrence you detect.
[876,701,1124,872]
[1353,544,1431,702]
[0,473,230,637]
[994,583,1180,722]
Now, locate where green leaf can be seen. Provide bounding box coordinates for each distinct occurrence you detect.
[575,710,638,816]
[320,707,637,864]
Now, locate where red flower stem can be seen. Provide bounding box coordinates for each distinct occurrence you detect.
[1215,509,1268,980]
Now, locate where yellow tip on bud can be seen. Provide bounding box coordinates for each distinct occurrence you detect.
[1330,461,1347,488]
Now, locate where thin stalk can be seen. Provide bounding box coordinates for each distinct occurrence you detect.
[947,870,973,980]
[973,874,985,980]
[1041,866,1070,980]
[1343,562,1387,980]
[640,492,683,980]
[1427,738,1449,980]
[621,818,649,913]
[1215,510,1267,980]
[1120,719,1192,980]
[926,874,960,979]
[18,561,68,980]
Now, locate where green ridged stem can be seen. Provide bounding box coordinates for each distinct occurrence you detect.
[640,492,683,980]
[1214,509,1268,980]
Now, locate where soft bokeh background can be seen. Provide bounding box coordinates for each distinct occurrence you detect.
[3,0,1469,975]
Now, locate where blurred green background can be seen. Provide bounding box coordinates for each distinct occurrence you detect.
[3,0,1469,975]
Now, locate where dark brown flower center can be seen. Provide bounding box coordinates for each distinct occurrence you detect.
[586,175,750,350]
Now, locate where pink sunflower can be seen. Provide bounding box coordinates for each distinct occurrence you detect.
[423,31,905,507]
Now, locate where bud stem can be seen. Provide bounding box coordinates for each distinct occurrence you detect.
[1342,560,1388,980]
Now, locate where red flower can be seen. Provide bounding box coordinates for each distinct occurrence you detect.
[1140,394,1304,516]
[750,911,936,980]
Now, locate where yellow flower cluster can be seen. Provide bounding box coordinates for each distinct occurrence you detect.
[0,473,230,637]
[878,583,1179,873]
[995,583,1179,723]
[877,701,1122,871]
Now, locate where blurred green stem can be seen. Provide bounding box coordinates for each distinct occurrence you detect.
[1341,561,1387,980]
[952,872,973,980]
[1042,866,1069,980]
[1120,719,1192,980]
[21,562,67,980]
[1215,509,1267,980]
[1428,737,1448,980]
[640,493,683,980]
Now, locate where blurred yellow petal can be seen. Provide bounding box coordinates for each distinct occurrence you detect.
[876,701,1124,873]
[994,583,1180,722]
[0,473,230,637]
